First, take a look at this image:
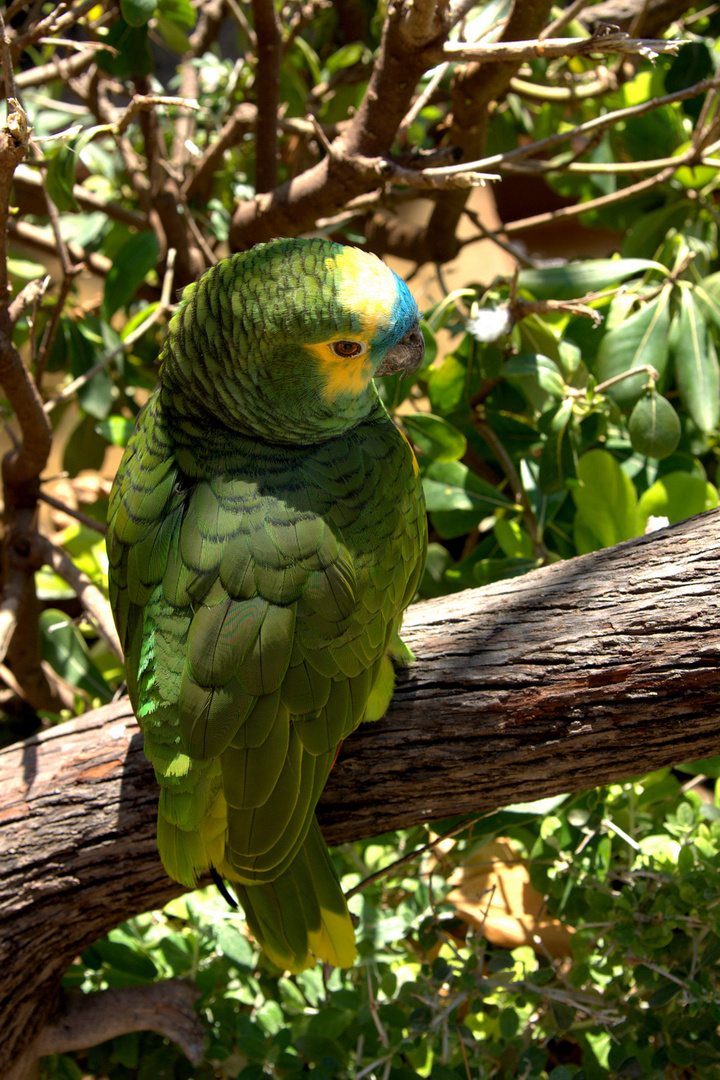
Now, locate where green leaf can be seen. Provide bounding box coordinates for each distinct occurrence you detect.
[494,518,534,559]
[156,14,192,52]
[422,461,511,512]
[427,348,481,421]
[537,415,577,494]
[217,924,255,968]
[673,286,720,433]
[628,391,681,459]
[324,42,366,77]
[518,258,666,301]
[8,256,48,281]
[63,413,108,476]
[402,413,467,463]
[66,322,114,420]
[572,449,642,552]
[40,609,113,702]
[45,141,81,213]
[120,0,155,26]
[96,416,136,446]
[693,271,720,333]
[158,0,196,28]
[595,285,672,407]
[423,461,512,539]
[638,471,719,528]
[98,19,154,78]
[102,231,160,320]
[503,353,565,399]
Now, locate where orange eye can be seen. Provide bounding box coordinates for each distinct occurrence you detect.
[330,340,368,358]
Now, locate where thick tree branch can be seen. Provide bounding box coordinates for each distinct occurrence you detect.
[3,509,720,1070]
[251,0,283,192]
[228,0,449,248]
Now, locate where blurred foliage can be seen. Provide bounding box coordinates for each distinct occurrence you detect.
[5,0,720,1076]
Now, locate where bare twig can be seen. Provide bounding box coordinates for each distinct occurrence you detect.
[503,162,678,236]
[37,490,107,535]
[443,32,687,63]
[114,94,201,138]
[7,275,50,326]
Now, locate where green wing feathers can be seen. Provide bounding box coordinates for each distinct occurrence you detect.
[107,389,426,972]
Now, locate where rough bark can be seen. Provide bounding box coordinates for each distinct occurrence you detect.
[2,509,720,1071]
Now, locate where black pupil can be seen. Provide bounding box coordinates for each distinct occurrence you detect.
[335,341,360,357]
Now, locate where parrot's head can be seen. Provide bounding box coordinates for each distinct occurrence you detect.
[159,238,424,443]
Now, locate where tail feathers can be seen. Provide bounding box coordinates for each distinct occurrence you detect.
[156,789,227,887]
[232,818,357,973]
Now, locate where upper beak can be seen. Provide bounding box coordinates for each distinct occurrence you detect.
[375,323,425,378]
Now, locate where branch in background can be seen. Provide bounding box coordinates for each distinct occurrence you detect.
[229,0,450,247]
[7,0,100,62]
[443,30,686,63]
[251,0,283,192]
[509,72,616,102]
[114,94,201,139]
[0,98,52,487]
[14,44,100,90]
[425,0,553,262]
[8,218,113,281]
[12,982,204,1080]
[30,533,123,662]
[131,81,205,286]
[503,161,678,236]
[37,490,107,535]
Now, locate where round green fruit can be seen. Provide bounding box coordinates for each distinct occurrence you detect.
[628,391,681,460]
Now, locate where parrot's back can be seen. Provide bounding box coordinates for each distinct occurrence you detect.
[107,238,427,972]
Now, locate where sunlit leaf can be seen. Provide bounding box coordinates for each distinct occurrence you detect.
[595,285,672,407]
[96,416,136,446]
[673,285,720,433]
[638,471,719,528]
[572,449,642,551]
[120,0,155,26]
[518,258,666,301]
[402,412,467,462]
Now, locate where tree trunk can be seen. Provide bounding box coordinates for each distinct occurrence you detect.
[2,509,720,1072]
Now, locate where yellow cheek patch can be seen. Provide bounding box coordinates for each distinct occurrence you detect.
[328,248,397,339]
[305,341,375,401]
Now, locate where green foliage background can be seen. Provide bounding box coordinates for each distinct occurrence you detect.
[7,0,720,1077]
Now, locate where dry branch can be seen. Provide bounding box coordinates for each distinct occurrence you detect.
[2,509,720,1071]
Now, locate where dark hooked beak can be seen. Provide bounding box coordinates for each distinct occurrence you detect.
[375,323,425,379]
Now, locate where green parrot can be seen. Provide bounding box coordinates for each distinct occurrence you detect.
[107,237,427,973]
